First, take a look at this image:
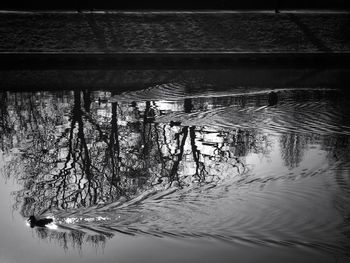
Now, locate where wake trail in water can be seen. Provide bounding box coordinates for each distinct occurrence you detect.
[111,82,337,102]
[45,155,350,256]
[155,93,350,136]
[7,87,349,257]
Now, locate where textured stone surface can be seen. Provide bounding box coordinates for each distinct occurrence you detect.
[0,12,349,52]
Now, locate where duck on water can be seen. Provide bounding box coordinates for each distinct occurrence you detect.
[27,215,53,228]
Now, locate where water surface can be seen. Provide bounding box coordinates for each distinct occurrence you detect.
[0,85,350,262]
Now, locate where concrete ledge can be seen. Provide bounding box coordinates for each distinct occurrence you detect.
[1,52,350,69]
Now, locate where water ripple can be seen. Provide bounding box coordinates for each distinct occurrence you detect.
[49,159,350,255]
[156,94,350,136]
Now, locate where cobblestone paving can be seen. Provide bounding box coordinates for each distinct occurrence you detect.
[0,12,349,52]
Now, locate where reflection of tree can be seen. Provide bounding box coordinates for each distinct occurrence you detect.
[0,93,9,133]
[322,135,350,211]
[169,126,188,184]
[14,91,115,215]
[189,126,208,182]
[34,227,108,252]
[2,89,350,253]
[323,135,350,164]
[2,91,280,250]
[280,133,309,168]
[83,90,91,113]
[0,92,14,153]
[104,102,123,194]
[52,90,99,209]
[9,92,274,217]
[142,101,155,166]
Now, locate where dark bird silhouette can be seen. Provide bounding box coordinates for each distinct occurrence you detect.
[268,91,278,106]
[28,215,53,228]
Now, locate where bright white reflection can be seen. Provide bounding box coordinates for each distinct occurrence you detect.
[46,223,58,230]
[64,216,110,224]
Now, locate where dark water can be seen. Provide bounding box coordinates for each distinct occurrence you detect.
[1,85,350,262]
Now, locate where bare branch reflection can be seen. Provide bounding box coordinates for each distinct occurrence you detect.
[1,89,347,251]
